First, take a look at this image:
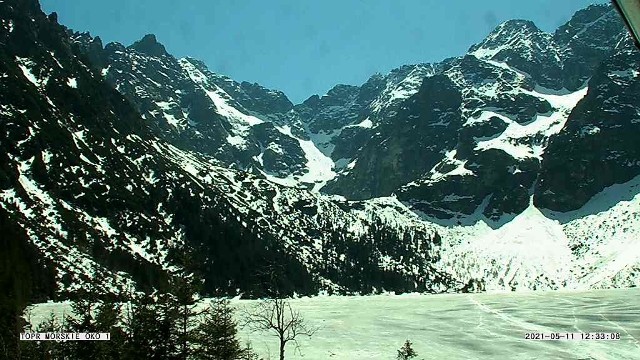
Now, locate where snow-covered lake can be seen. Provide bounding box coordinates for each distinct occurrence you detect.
[235,289,640,360]
[30,288,640,360]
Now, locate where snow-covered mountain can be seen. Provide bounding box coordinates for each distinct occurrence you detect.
[71,31,338,192]
[0,0,456,300]
[71,4,635,223]
[322,4,633,220]
[2,0,640,303]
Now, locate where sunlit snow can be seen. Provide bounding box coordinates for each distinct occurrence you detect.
[474,86,588,159]
[235,289,640,360]
[16,57,42,87]
[275,125,336,191]
[426,149,473,180]
[66,77,77,88]
[436,175,640,291]
[179,58,263,129]
[345,118,373,129]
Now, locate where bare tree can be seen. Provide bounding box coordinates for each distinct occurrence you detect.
[242,298,317,360]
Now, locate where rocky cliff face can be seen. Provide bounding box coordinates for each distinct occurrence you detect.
[535,38,640,212]
[313,4,633,222]
[70,4,632,223]
[71,31,336,191]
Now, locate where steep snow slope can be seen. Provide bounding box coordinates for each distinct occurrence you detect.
[474,85,588,159]
[270,125,336,191]
[438,200,574,291]
[436,176,640,291]
[551,175,640,289]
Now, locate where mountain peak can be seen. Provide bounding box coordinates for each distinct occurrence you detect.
[499,19,538,31]
[483,18,544,42]
[468,18,549,59]
[128,34,169,57]
[554,4,619,46]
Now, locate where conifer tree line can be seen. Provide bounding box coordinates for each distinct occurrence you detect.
[4,275,259,360]
[0,234,258,360]
[0,206,436,360]
[317,216,447,294]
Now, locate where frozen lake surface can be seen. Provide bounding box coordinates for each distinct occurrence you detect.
[30,288,640,359]
[234,288,640,360]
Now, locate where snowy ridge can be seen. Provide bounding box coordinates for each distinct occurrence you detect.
[370,64,436,114]
[179,57,338,188]
[180,58,262,150]
[402,59,589,195]
[291,63,440,189]
[180,58,264,131]
[71,33,337,190]
[470,20,560,62]
[434,176,640,291]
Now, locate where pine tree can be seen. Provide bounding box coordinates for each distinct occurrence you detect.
[93,301,126,360]
[64,298,98,359]
[192,299,246,360]
[397,339,418,360]
[124,294,175,360]
[0,208,55,360]
[166,276,201,360]
[166,241,203,360]
[20,312,68,360]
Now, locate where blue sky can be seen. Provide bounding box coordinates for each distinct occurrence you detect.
[41,0,606,104]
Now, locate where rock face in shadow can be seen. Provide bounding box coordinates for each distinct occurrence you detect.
[323,74,463,200]
[129,34,168,57]
[535,39,640,212]
[310,4,632,221]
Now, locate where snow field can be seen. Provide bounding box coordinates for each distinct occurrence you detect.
[28,288,640,360]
